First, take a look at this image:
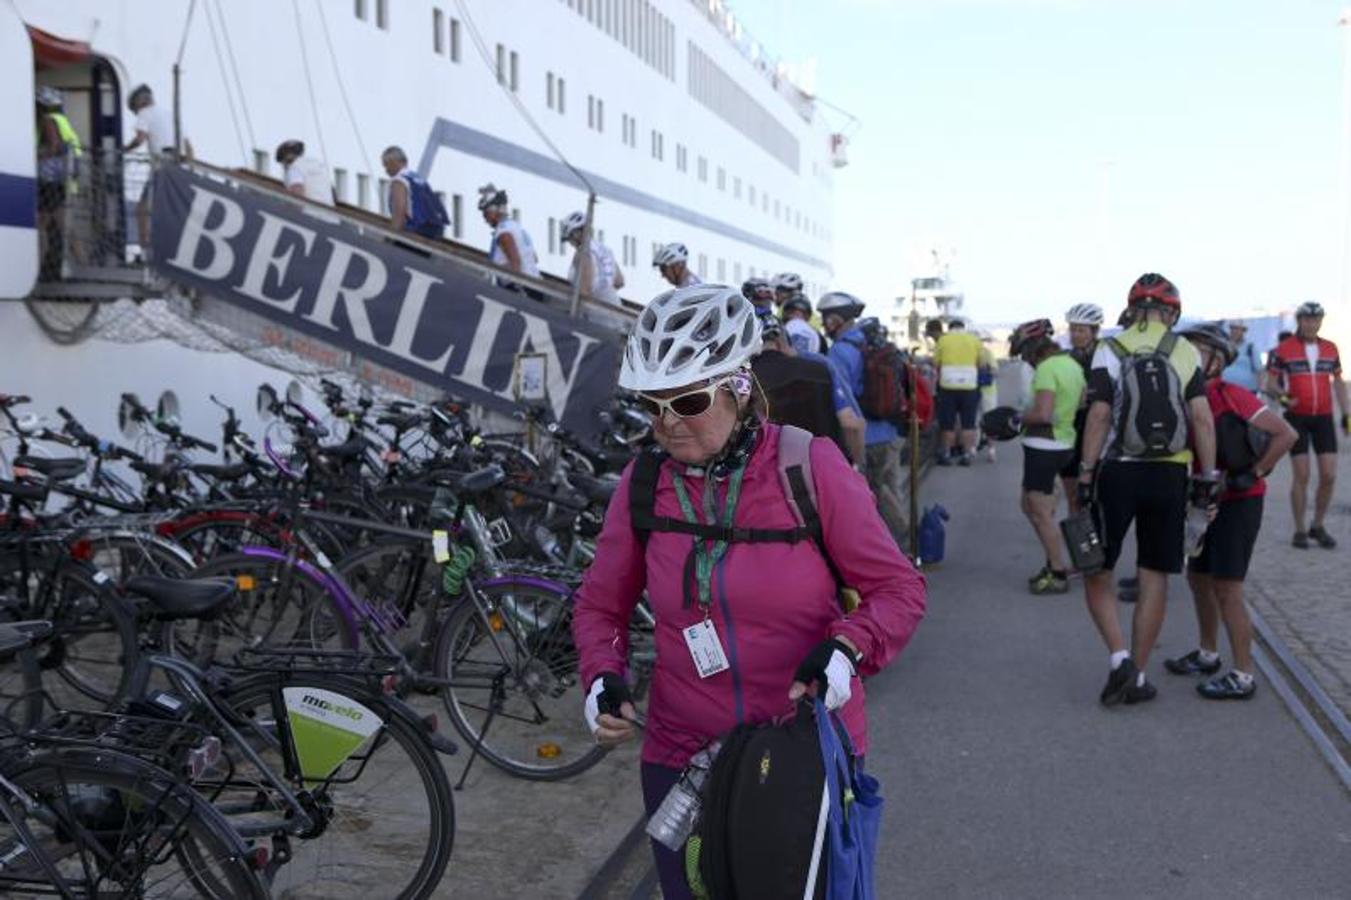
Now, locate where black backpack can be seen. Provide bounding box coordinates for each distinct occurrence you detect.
[1105,331,1189,458]
[687,702,829,900]
[1214,384,1270,474]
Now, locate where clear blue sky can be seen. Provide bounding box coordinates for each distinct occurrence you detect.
[733,0,1348,325]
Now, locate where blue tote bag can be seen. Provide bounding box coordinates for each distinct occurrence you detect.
[814,699,883,900]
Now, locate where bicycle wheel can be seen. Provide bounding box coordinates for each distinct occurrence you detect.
[82,530,196,580]
[213,674,454,899]
[0,747,268,899]
[43,559,138,707]
[435,580,606,780]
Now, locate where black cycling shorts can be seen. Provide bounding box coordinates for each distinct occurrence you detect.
[1023,446,1074,494]
[937,388,981,431]
[1188,495,1264,580]
[1094,460,1189,574]
[1285,413,1337,456]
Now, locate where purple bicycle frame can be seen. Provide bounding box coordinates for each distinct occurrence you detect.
[237,545,574,650]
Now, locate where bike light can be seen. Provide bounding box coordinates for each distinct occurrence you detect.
[249,845,269,870]
[236,574,256,591]
[536,743,562,759]
[489,612,504,632]
[69,539,93,561]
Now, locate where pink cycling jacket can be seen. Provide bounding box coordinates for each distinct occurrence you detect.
[572,423,927,769]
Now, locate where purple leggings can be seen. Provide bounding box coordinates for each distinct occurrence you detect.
[641,762,694,900]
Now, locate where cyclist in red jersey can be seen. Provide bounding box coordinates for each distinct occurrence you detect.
[1263,302,1350,548]
[1165,324,1296,699]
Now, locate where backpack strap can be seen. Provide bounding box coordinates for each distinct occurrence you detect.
[776,425,849,594]
[1104,337,1128,361]
[1156,330,1178,358]
[629,445,815,545]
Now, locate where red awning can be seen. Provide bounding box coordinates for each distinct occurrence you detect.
[28,25,90,68]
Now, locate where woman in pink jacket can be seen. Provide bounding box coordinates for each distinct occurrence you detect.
[572,285,927,898]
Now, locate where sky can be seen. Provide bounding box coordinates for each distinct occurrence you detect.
[731,0,1351,326]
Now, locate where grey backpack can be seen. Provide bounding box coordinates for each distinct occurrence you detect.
[1106,331,1189,458]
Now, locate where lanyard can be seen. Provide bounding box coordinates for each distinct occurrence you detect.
[671,464,747,613]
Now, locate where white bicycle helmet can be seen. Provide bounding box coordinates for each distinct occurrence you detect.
[560,211,587,241]
[773,272,803,294]
[477,183,507,211]
[1065,303,1105,327]
[652,242,689,268]
[619,286,761,392]
[1296,300,1325,318]
[35,86,63,108]
[817,291,866,319]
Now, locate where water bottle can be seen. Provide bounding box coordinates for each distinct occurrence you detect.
[646,744,719,851]
[1184,504,1210,557]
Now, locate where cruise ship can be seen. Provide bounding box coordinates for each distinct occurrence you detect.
[1,0,841,440]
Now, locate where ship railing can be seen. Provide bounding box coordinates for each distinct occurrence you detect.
[32,151,639,332]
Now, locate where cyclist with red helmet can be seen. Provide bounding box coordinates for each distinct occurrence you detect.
[1076,273,1217,705]
[1010,319,1086,595]
[1264,301,1349,549]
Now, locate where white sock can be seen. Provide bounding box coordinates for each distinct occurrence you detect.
[1110,650,1130,670]
[1197,649,1219,664]
[1135,671,1146,688]
[1232,670,1254,685]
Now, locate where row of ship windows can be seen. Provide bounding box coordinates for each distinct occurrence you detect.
[411,6,828,244]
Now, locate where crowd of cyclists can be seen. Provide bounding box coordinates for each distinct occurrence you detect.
[1004,275,1346,705]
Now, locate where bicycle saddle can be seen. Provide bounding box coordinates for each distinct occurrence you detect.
[123,575,235,621]
[12,455,86,482]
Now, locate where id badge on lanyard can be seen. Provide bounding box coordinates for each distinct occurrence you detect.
[672,466,745,680]
[683,620,730,678]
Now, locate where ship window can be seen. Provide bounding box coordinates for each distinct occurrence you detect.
[357,173,370,209]
[697,156,707,182]
[547,72,555,110]
[510,51,519,92]
[378,178,390,215]
[333,168,348,202]
[496,44,505,85]
[451,194,463,238]
[548,217,557,255]
[597,98,604,132]
[433,8,444,53]
[733,176,741,199]
[717,167,725,192]
[449,18,461,62]
[717,258,726,282]
[749,184,756,205]
[375,0,388,30]
[588,96,595,129]
[558,78,566,114]
[252,149,268,175]
[354,0,366,21]
[697,253,707,279]
[733,262,742,283]
[512,207,520,222]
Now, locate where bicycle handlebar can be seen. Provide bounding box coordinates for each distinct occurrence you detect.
[0,394,32,409]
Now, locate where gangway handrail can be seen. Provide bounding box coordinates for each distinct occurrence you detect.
[180,158,639,326]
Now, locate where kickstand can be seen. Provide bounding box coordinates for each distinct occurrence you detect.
[454,669,506,791]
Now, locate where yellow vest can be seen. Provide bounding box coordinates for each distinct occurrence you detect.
[46,112,83,157]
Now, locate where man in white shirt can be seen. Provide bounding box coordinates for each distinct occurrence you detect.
[560,211,624,306]
[274,140,333,206]
[479,183,540,282]
[123,85,179,254]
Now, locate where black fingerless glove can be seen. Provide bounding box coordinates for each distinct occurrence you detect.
[1076,479,1095,510]
[596,672,633,717]
[1189,475,1222,508]
[793,638,859,692]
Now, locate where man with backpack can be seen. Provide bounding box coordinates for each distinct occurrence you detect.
[380,146,450,239]
[1221,320,1262,391]
[753,310,866,465]
[1076,273,1217,706]
[1165,323,1296,700]
[821,291,911,544]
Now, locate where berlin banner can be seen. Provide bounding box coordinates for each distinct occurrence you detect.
[150,165,620,435]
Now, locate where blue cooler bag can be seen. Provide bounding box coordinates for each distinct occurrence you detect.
[815,699,883,900]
